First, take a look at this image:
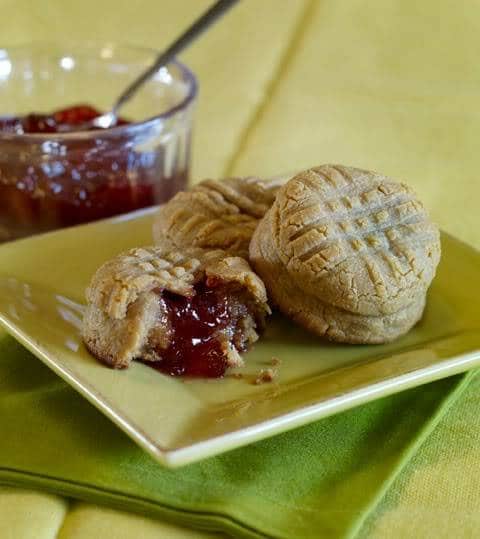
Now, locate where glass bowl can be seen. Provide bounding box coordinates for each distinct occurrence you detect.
[0,42,197,242]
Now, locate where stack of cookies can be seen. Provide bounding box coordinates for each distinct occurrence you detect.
[249,165,441,344]
[152,164,440,344]
[83,164,441,372]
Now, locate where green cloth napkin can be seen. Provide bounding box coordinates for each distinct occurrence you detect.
[0,335,471,539]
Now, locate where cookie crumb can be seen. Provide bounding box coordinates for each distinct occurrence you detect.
[230,372,244,379]
[254,368,277,385]
[270,357,281,366]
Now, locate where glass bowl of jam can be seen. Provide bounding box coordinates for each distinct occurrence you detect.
[0,43,197,242]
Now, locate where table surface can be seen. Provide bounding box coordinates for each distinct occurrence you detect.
[1,0,479,537]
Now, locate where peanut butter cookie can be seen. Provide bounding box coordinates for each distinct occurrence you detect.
[153,176,288,257]
[83,242,270,373]
[250,165,441,343]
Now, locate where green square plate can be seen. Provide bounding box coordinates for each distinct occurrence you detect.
[0,207,479,467]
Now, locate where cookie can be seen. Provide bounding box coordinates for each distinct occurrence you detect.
[152,176,288,257]
[250,164,441,343]
[83,241,270,371]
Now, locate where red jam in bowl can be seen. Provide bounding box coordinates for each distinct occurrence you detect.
[0,105,129,134]
[0,104,189,242]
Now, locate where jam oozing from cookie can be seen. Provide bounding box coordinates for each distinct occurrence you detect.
[0,104,188,242]
[0,105,129,134]
[145,281,253,378]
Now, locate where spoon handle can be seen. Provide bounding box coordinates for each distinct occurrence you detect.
[113,0,240,114]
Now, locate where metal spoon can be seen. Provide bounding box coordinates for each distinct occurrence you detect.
[91,0,239,130]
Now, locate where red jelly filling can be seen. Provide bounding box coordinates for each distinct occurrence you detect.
[0,104,188,242]
[145,282,252,378]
